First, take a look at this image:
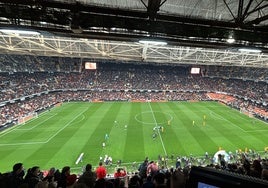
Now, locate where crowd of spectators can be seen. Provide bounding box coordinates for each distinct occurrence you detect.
[0,55,81,73]
[0,54,267,81]
[0,61,267,126]
[1,150,268,188]
[206,65,268,81]
[0,62,266,102]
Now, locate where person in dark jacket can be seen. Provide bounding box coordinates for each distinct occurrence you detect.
[8,162,27,188]
[77,164,97,188]
[57,166,71,188]
[138,159,148,180]
[25,166,42,188]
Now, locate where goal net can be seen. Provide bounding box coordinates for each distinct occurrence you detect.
[240,108,254,118]
[18,112,38,124]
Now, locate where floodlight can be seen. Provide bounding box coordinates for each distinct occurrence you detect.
[227,38,235,43]
[238,48,262,53]
[0,29,40,35]
[139,39,167,45]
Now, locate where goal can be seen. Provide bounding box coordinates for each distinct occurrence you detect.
[18,112,38,124]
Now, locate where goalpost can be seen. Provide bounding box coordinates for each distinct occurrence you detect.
[18,112,38,124]
[240,108,254,118]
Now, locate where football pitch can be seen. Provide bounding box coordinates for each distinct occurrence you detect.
[0,101,267,173]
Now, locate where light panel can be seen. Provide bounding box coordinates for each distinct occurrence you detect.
[238,48,262,53]
[139,39,167,45]
[0,29,40,35]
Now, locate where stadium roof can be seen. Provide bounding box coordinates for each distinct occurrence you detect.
[0,0,267,68]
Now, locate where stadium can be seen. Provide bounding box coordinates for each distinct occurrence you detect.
[0,1,267,188]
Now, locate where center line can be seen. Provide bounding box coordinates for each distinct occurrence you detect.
[148,102,167,155]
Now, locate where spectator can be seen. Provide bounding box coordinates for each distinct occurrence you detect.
[114,168,127,178]
[25,166,42,188]
[153,173,166,188]
[8,162,27,188]
[138,159,148,180]
[43,167,59,185]
[57,166,71,188]
[77,164,96,188]
[170,169,186,188]
[66,174,77,188]
[128,174,142,188]
[95,162,107,180]
[147,161,158,177]
[94,178,114,188]
[250,160,262,178]
[142,175,154,188]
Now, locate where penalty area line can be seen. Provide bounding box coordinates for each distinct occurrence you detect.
[44,108,89,143]
[0,108,89,146]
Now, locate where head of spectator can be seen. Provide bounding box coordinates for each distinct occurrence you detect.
[147,161,159,177]
[142,175,154,188]
[85,164,92,171]
[62,166,71,177]
[13,162,24,176]
[48,167,56,176]
[114,168,127,178]
[31,166,42,178]
[128,174,141,188]
[44,167,57,183]
[153,172,166,188]
[57,166,71,188]
[170,169,186,188]
[25,166,42,188]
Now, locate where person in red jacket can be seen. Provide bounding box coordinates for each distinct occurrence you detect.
[95,162,107,179]
[114,168,126,178]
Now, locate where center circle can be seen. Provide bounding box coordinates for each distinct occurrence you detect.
[135,111,173,125]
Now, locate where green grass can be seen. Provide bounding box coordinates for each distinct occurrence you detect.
[0,101,267,173]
